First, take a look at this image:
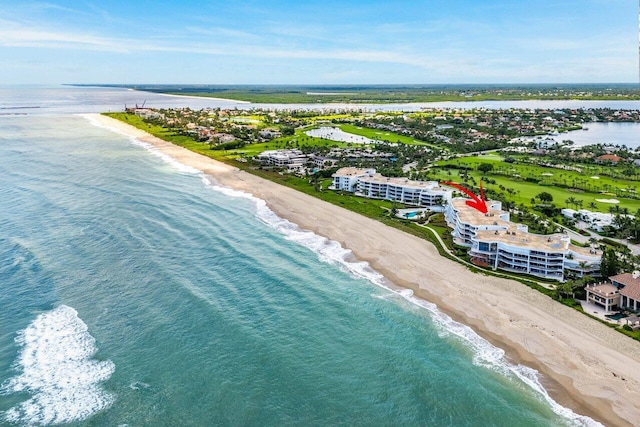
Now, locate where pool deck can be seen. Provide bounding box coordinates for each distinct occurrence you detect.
[579,300,626,324]
[396,208,430,219]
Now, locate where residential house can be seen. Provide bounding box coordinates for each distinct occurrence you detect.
[595,154,622,165]
[610,273,640,311]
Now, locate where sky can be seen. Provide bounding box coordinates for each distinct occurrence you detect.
[0,0,637,85]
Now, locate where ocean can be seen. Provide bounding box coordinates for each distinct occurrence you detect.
[0,87,609,426]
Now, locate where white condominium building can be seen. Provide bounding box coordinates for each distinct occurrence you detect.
[257,149,308,167]
[561,208,633,233]
[330,167,376,192]
[330,168,452,210]
[446,198,601,281]
[356,174,451,210]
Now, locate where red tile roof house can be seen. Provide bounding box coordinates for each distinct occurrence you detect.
[595,154,623,165]
[610,273,640,312]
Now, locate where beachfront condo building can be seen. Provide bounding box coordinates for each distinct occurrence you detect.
[257,149,309,168]
[445,198,601,281]
[330,167,376,192]
[330,168,452,210]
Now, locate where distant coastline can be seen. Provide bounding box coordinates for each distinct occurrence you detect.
[154,92,251,104]
[71,83,640,104]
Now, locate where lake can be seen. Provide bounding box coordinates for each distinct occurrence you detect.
[554,122,640,149]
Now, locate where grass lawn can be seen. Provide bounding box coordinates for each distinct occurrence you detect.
[337,124,441,148]
[433,154,640,213]
[432,168,640,213]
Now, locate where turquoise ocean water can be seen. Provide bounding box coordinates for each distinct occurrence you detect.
[0,89,610,426]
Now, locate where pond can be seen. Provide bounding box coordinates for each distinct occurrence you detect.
[305,126,375,144]
[553,122,640,149]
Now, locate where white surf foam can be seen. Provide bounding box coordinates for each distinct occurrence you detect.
[81,114,201,175]
[204,179,389,287]
[92,117,602,426]
[1,305,115,426]
[387,292,602,427]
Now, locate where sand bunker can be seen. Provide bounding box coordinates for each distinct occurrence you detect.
[591,176,600,179]
[596,198,619,204]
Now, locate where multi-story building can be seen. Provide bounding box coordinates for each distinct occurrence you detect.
[356,174,451,209]
[445,198,601,281]
[330,168,376,192]
[584,282,620,312]
[561,208,633,233]
[256,149,308,168]
[330,168,452,210]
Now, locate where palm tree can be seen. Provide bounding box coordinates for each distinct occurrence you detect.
[578,261,589,275]
[565,196,577,209]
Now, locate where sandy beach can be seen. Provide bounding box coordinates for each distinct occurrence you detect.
[90,113,640,426]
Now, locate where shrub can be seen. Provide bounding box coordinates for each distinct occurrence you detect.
[211,141,246,150]
[601,238,625,248]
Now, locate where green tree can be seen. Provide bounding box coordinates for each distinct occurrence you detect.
[565,196,577,209]
[600,248,620,278]
[477,163,494,175]
[281,126,295,136]
[536,192,553,203]
[556,281,578,300]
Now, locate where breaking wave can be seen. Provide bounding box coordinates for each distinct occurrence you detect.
[1,305,115,426]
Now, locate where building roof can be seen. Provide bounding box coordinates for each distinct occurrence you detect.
[474,228,572,253]
[612,273,640,301]
[332,167,374,177]
[626,316,640,324]
[610,273,640,287]
[587,283,619,298]
[596,154,622,163]
[451,198,508,226]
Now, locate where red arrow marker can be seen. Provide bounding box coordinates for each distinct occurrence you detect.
[441,181,489,214]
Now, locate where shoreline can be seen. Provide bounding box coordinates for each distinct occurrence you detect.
[130,89,640,105]
[149,91,251,104]
[88,113,640,426]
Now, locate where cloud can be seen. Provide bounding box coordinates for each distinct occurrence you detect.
[0,19,442,69]
[0,23,130,52]
[184,26,263,42]
[0,10,634,83]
